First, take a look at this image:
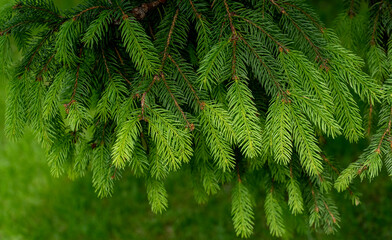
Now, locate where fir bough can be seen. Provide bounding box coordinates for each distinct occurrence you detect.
[0,0,382,238]
[334,0,392,193]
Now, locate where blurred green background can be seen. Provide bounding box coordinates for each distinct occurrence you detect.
[0,0,391,239]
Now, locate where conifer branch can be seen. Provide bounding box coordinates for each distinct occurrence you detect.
[70,48,84,103]
[73,6,110,20]
[376,106,392,153]
[310,183,320,215]
[322,154,355,197]
[2,0,385,237]
[284,12,326,67]
[167,54,202,106]
[323,200,337,224]
[232,37,238,79]
[270,0,286,14]
[0,21,31,35]
[26,31,53,70]
[281,2,324,33]
[161,8,179,68]
[116,70,132,86]
[386,2,392,17]
[101,48,111,78]
[237,34,288,99]
[36,52,55,81]
[141,75,159,120]
[270,0,327,67]
[188,0,201,19]
[321,154,340,175]
[13,2,63,19]
[370,2,383,45]
[160,72,193,130]
[218,17,228,41]
[236,160,242,183]
[233,14,288,52]
[223,0,236,36]
[367,99,374,135]
[114,47,124,65]
[211,0,217,8]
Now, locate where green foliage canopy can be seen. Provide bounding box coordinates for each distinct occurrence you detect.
[0,0,388,238]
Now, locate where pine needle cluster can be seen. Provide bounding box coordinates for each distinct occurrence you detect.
[0,0,382,238]
[334,0,392,195]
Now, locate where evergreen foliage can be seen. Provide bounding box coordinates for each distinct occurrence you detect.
[0,0,384,238]
[334,0,392,193]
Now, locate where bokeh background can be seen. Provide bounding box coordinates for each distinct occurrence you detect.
[0,0,391,239]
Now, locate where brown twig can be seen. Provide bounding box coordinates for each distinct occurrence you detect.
[223,0,236,36]
[14,3,64,19]
[269,0,327,68]
[237,34,288,101]
[73,6,109,20]
[233,14,289,52]
[36,53,55,81]
[218,17,228,42]
[376,106,392,153]
[160,73,193,130]
[367,98,373,135]
[370,1,383,46]
[114,47,124,65]
[70,48,84,102]
[141,75,159,120]
[236,162,242,183]
[116,70,132,86]
[309,182,319,213]
[26,31,53,71]
[0,21,31,36]
[282,2,324,33]
[232,36,238,80]
[188,0,201,19]
[321,154,354,196]
[323,201,337,224]
[161,8,179,68]
[167,54,202,106]
[101,48,111,78]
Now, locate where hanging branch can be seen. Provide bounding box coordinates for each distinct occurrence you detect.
[376,106,392,153]
[370,1,383,45]
[160,72,194,130]
[70,48,84,103]
[167,54,202,106]
[36,52,55,81]
[13,2,64,19]
[233,14,289,52]
[73,6,110,20]
[161,8,179,68]
[270,0,328,68]
[281,2,325,33]
[2,0,385,237]
[26,31,53,71]
[367,99,374,135]
[323,201,337,224]
[321,154,355,196]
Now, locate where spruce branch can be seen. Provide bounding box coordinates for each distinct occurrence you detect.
[281,2,324,33]
[1,0,387,237]
[13,1,63,19]
[73,6,110,20]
